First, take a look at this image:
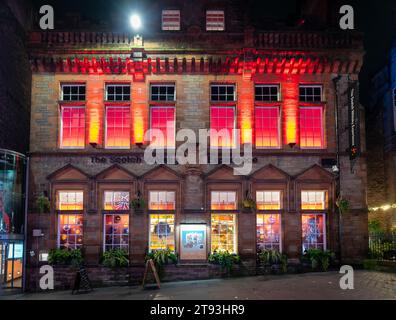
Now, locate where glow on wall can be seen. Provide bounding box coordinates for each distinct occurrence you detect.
[87,78,104,145]
[282,78,299,145]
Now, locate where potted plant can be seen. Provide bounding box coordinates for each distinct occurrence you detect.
[102,249,129,269]
[36,194,50,214]
[242,191,256,213]
[257,249,288,274]
[208,250,241,276]
[48,248,83,267]
[302,249,335,272]
[131,198,145,213]
[145,248,178,279]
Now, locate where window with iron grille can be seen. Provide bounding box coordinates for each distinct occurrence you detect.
[150,84,176,101]
[211,84,235,102]
[299,85,323,102]
[255,85,280,102]
[105,84,131,101]
[206,10,225,31]
[162,10,181,31]
[61,84,86,101]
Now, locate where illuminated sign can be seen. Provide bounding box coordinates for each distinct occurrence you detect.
[348,82,360,160]
[180,224,207,261]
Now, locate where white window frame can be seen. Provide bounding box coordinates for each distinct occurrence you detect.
[150,84,176,102]
[256,191,282,210]
[302,213,327,252]
[210,105,237,149]
[105,106,131,150]
[57,213,83,249]
[299,106,325,150]
[211,214,237,254]
[103,213,130,252]
[149,214,176,252]
[59,106,86,150]
[149,106,176,149]
[57,191,84,211]
[255,84,280,102]
[162,10,181,31]
[299,85,323,103]
[60,84,86,101]
[301,191,327,211]
[211,191,237,210]
[256,213,282,252]
[210,84,236,102]
[206,10,225,31]
[105,84,131,102]
[103,191,130,211]
[148,191,176,210]
[255,106,281,149]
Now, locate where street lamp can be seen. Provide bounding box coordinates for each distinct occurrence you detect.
[130,14,142,32]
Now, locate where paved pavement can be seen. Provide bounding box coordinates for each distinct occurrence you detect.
[1,271,395,300]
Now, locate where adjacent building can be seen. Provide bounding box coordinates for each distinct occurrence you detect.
[26,0,368,289]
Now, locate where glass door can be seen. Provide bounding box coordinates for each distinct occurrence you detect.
[1,242,23,289]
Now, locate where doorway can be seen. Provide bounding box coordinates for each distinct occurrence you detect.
[0,241,24,289]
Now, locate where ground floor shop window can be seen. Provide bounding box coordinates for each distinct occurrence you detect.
[256,214,281,252]
[211,214,237,253]
[104,214,129,252]
[149,214,175,251]
[58,214,83,249]
[302,214,326,252]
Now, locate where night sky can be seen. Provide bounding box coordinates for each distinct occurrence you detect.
[30,0,396,106]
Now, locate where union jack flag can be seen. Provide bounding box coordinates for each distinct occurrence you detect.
[114,193,130,211]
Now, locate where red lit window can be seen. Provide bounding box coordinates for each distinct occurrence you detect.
[255,107,280,148]
[150,107,176,148]
[210,106,235,148]
[105,107,131,149]
[299,107,324,149]
[206,10,225,31]
[257,214,282,252]
[58,214,83,249]
[60,106,85,149]
[104,214,129,252]
[302,214,326,251]
[162,10,181,31]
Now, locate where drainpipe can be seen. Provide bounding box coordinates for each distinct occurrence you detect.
[332,75,342,262]
[22,156,30,292]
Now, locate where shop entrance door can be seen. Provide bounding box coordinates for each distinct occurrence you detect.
[0,241,23,289]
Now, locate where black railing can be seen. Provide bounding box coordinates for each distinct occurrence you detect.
[369,232,396,260]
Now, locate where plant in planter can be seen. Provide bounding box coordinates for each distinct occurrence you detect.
[145,248,178,278]
[208,250,241,274]
[48,248,83,267]
[102,249,129,268]
[36,194,50,214]
[302,249,335,272]
[257,249,288,274]
[336,197,350,215]
[131,198,145,212]
[241,190,256,212]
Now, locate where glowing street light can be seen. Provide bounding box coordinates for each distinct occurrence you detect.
[130,14,142,31]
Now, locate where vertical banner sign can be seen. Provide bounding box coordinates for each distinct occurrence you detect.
[348,81,360,160]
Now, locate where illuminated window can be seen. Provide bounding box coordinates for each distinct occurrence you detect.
[149,214,175,251]
[149,191,176,210]
[105,106,131,149]
[301,191,326,210]
[58,214,83,249]
[256,191,281,210]
[299,107,324,149]
[211,191,237,210]
[105,84,130,101]
[211,84,235,102]
[104,214,129,252]
[206,10,225,31]
[57,191,84,211]
[61,84,86,101]
[211,214,236,253]
[150,84,176,101]
[60,106,85,149]
[255,107,280,148]
[150,107,176,148]
[299,85,322,102]
[255,85,280,102]
[104,191,130,211]
[302,214,326,251]
[257,214,281,252]
[162,10,181,31]
[210,106,235,148]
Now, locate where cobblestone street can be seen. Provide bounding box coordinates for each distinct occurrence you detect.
[1,271,395,300]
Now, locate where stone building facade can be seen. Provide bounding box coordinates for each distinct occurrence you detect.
[26,1,368,289]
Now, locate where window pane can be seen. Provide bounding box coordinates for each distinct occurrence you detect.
[301,191,326,210]
[150,107,175,148]
[302,214,325,251]
[256,191,281,210]
[59,214,83,249]
[211,214,236,253]
[105,84,131,101]
[300,107,323,148]
[149,214,175,251]
[151,85,176,101]
[211,191,237,210]
[106,107,130,148]
[211,85,235,102]
[206,10,225,31]
[162,10,181,31]
[61,107,85,148]
[257,214,281,252]
[299,85,322,102]
[104,191,130,211]
[210,106,235,148]
[255,85,279,102]
[103,214,129,252]
[149,191,176,210]
[57,191,84,211]
[255,107,280,148]
[61,84,86,101]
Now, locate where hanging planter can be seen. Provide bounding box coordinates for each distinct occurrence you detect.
[336,197,350,215]
[36,195,50,214]
[131,198,145,214]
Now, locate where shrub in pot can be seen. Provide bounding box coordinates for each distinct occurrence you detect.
[48,249,83,267]
[102,249,129,268]
[208,250,241,275]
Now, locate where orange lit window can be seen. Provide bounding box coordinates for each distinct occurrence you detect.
[211,191,237,210]
[211,214,236,253]
[302,214,326,251]
[149,191,176,210]
[149,214,175,251]
[300,107,324,149]
[301,191,326,210]
[58,214,83,249]
[57,191,84,211]
[105,106,131,149]
[60,106,85,149]
[256,191,281,210]
[104,191,130,211]
[150,107,176,148]
[210,106,235,148]
[255,107,280,148]
[104,214,129,252]
[257,214,281,252]
[206,10,225,31]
